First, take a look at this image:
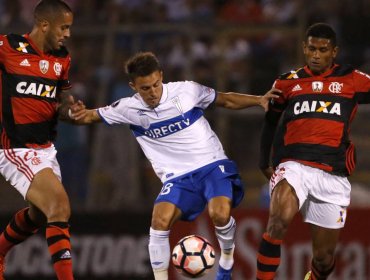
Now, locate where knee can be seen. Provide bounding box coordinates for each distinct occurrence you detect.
[45,194,71,222]
[151,213,172,231]
[267,215,290,239]
[209,206,230,227]
[313,248,335,270]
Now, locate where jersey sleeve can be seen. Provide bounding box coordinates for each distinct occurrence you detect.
[353,70,370,104]
[0,35,7,64]
[186,81,216,109]
[269,79,287,112]
[97,98,133,125]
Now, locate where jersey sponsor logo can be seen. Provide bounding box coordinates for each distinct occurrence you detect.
[131,108,203,139]
[337,208,347,224]
[144,119,191,138]
[293,100,341,115]
[328,82,343,94]
[20,59,30,66]
[312,81,323,92]
[287,70,299,79]
[39,60,49,74]
[292,84,302,92]
[16,42,29,53]
[16,81,57,98]
[53,62,62,76]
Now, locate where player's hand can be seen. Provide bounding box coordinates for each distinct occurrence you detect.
[260,88,281,111]
[69,100,87,121]
[261,166,274,180]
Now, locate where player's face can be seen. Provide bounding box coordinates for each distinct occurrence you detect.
[303,36,338,75]
[130,70,163,108]
[44,11,73,52]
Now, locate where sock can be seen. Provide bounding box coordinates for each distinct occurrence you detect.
[256,232,282,280]
[46,222,73,280]
[310,259,335,280]
[148,227,170,280]
[215,216,236,270]
[0,207,39,256]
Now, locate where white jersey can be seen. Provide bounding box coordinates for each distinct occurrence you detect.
[98,81,228,182]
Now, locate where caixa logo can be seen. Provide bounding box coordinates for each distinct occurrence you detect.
[16,81,57,98]
[294,100,341,116]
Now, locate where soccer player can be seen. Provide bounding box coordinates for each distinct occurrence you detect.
[257,23,370,280]
[0,1,86,279]
[70,51,279,280]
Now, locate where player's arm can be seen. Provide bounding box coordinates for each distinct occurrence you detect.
[72,109,102,124]
[259,108,282,179]
[57,90,87,123]
[215,88,280,111]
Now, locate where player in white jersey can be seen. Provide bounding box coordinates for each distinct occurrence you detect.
[71,52,279,280]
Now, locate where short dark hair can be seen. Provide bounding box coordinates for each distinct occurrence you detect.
[34,0,72,22]
[125,52,161,82]
[305,23,337,46]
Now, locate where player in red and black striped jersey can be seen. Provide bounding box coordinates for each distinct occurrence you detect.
[0,1,86,280]
[256,23,370,280]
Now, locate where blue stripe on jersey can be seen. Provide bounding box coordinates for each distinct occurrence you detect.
[130,107,203,139]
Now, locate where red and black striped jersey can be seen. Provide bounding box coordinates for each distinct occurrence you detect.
[264,64,370,176]
[0,33,71,148]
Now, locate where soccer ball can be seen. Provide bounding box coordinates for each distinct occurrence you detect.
[172,234,215,278]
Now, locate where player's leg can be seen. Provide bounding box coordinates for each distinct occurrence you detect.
[208,196,236,279]
[202,160,244,279]
[0,204,45,279]
[26,168,74,280]
[256,179,299,280]
[0,204,45,255]
[304,225,339,280]
[149,201,182,280]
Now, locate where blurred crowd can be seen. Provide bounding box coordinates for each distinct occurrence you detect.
[0,0,369,212]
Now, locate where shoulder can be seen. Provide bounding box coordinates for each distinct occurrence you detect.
[111,96,138,107]
[167,80,212,94]
[277,67,309,80]
[165,81,197,90]
[1,34,36,53]
[330,64,355,77]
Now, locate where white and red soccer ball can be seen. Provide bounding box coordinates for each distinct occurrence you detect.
[172,234,215,278]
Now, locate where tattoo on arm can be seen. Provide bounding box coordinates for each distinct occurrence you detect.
[57,90,75,121]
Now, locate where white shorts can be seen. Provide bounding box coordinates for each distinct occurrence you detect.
[0,145,62,199]
[270,161,351,229]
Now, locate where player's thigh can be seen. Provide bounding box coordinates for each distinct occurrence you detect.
[155,179,206,222]
[151,202,182,230]
[269,179,299,222]
[311,224,340,259]
[0,147,62,198]
[26,168,70,219]
[203,160,244,208]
